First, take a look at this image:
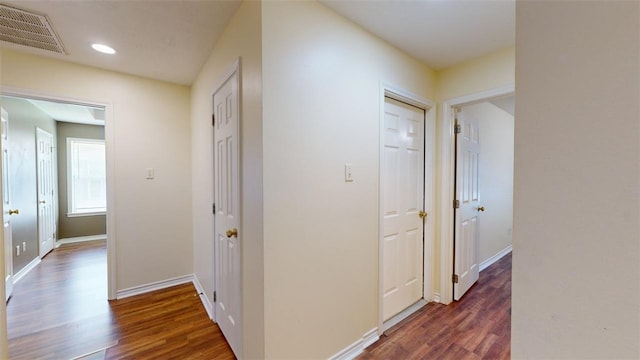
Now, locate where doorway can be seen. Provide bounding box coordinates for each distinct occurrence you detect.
[378,85,435,332]
[0,91,114,301]
[440,85,515,304]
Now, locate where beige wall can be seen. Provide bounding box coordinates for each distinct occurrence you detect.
[436,47,515,102]
[461,102,513,264]
[262,2,435,358]
[512,1,639,358]
[56,122,106,239]
[190,1,263,358]
[1,49,193,292]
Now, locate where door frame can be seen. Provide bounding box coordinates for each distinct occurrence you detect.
[378,82,435,333]
[0,87,116,299]
[439,84,514,305]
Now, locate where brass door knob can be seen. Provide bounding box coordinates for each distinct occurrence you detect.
[8,209,19,215]
[226,228,238,238]
[418,211,427,219]
[477,206,485,212]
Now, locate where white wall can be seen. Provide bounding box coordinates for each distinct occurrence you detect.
[512,1,640,358]
[190,1,264,358]
[262,2,436,358]
[1,49,193,292]
[462,102,513,264]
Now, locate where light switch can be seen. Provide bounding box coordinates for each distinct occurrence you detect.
[345,163,353,182]
[146,168,155,180]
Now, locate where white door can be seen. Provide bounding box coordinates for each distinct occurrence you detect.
[453,108,482,300]
[1,108,14,301]
[36,128,55,258]
[213,71,241,357]
[382,97,425,321]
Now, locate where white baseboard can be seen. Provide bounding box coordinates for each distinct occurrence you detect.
[116,274,193,299]
[56,234,107,247]
[13,257,41,284]
[383,299,427,332]
[329,328,379,360]
[432,292,441,303]
[192,275,214,320]
[480,245,512,272]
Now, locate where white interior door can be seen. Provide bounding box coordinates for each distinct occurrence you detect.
[36,128,55,258]
[382,97,425,321]
[453,107,482,300]
[1,108,14,301]
[213,71,241,357]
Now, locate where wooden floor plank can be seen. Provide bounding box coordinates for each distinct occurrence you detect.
[6,241,235,360]
[359,253,511,360]
[7,240,510,359]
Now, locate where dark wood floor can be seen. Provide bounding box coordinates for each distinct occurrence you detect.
[359,253,511,360]
[6,241,235,360]
[7,241,509,359]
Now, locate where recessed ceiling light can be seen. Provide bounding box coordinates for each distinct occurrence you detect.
[91,43,116,55]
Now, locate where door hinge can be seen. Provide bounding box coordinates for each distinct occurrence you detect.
[212,113,215,127]
[213,291,217,302]
[452,274,459,284]
[454,123,461,134]
[454,200,460,209]
[212,203,216,214]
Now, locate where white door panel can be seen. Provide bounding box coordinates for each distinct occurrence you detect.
[1,108,13,301]
[213,72,241,357]
[37,128,55,258]
[454,108,481,300]
[382,97,425,320]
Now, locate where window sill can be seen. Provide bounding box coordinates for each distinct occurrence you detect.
[67,211,106,218]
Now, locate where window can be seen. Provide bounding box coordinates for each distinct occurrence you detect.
[67,138,106,216]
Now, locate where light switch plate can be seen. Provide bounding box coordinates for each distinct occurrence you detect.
[146,168,155,180]
[345,163,353,182]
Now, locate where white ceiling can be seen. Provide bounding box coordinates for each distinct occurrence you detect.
[489,95,515,116]
[1,0,514,85]
[321,0,515,70]
[26,98,105,125]
[2,0,242,85]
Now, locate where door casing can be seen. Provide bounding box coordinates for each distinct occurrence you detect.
[378,83,435,334]
[439,84,514,305]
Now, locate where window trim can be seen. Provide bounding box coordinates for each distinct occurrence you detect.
[66,137,106,217]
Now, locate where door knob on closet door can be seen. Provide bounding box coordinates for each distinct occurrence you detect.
[477,206,485,212]
[226,228,238,238]
[8,209,19,215]
[39,200,46,204]
[418,211,428,219]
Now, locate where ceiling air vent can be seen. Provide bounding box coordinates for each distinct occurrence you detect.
[0,3,66,54]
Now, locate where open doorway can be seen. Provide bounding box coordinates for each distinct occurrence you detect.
[452,97,514,300]
[1,95,107,290]
[439,86,514,304]
[0,94,113,358]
